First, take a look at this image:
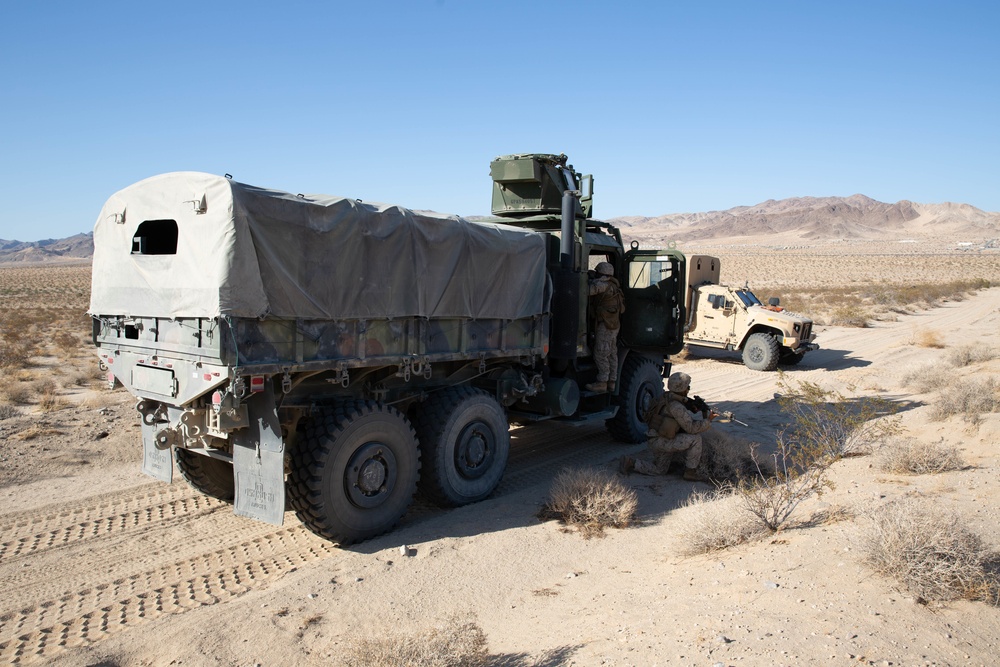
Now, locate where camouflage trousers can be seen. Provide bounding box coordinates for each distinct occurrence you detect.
[593,322,619,383]
[633,433,703,475]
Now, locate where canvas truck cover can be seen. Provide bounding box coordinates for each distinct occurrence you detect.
[90,172,550,321]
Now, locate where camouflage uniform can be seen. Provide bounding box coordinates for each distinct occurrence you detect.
[625,372,713,481]
[587,266,624,390]
[632,391,709,475]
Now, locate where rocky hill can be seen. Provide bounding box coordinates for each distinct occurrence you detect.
[0,233,94,264]
[2,195,997,264]
[612,194,1000,242]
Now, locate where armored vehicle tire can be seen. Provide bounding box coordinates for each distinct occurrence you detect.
[412,386,510,507]
[779,348,806,366]
[743,333,780,371]
[606,355,664,443]
[175,448,235,501]
[287,401,420,545]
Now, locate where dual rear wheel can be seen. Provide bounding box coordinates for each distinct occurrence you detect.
[287,391,509,544]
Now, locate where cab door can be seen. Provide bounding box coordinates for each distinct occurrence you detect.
[618,247,686,354]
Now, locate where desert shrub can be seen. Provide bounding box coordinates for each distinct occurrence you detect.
[38,387,67,412]
[3,384,33,405]
[875,437,964,475]
[733,437,834,532]
[341,614,488,667]
[860,498,999,605]
[901,364,944,394]
[930,377,1000,422]
[912,328,945,348]
[674,487,767,555]
[542,467,638,537]
[697,429,763,482]
[53,331,82,355]
[828,305,870,328]
[776,377,901,459]
[0,404,19,420]
[947,344,1000,367]
[0,331,36,369]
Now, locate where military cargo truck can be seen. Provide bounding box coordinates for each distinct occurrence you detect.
[90,154,686,543]
[683,255,818,370]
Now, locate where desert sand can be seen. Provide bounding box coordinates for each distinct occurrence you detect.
[1,244,999,666]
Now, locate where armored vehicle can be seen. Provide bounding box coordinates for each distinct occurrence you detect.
[683,255,818,370]
[90,154,685,543]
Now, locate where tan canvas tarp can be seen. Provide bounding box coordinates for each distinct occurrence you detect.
[90,172,550,321]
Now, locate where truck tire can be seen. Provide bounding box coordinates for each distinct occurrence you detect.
[174,448,235,501]
[605,356,664,443]
[743,333,780,371]
[287,401,420,545]
[413,386,510,507]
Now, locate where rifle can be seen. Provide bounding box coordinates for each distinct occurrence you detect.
[685,395,748,426]
[684,395,712,419]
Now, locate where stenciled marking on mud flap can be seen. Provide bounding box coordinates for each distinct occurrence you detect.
[233,442,285,526]
[140,421,173,483]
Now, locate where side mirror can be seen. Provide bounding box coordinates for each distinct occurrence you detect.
[768,297,780,307]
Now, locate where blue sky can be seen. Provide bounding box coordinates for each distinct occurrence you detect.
[1,1,997,241]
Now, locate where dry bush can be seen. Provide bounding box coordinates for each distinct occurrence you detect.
[542,467,639,537]
[860,498,999,605]
[947,344,1000,367]
[697,429,764,482]
[53,331,83,356]
[828,305,870,328]
[733,437,834,532]
[930,377,1000,422]
[776,377,901,459]
[38,387,67,412]
[875,437,964,475]
[341,614,488,667]
[901,364,944,394]
[912,328,945,348]
[3,383,34,405]
[0,404,19,420]
[674,487,767,555]
[758,279,991,327]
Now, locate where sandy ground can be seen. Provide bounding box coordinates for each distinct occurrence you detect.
[1,284,999,665]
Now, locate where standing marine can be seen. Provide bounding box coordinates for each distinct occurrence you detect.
[586,261,625,393]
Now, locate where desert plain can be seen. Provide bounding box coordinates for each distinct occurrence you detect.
[1,233,999,666]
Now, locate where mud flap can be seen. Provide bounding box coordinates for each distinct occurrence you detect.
[141,421,173,483]
[232,384,286,526]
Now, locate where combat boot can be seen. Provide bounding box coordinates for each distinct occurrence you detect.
[585,381,608,393]
[683,467,709,483]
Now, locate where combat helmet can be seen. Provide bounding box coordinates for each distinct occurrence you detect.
[595,261,614,276]
[667,372,691,394]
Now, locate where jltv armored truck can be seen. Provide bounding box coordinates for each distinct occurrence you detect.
[684,255,818,370]
[90,154,686,544]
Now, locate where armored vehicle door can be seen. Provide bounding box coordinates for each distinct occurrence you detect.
[619,247,685,354]
[691,285,738,344]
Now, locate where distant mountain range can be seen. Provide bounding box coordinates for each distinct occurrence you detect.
[2,195,997,263]
[610,194,1000,242]
[0,233,94,263]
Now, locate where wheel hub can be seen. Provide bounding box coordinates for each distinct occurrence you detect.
[345,442,398,509]
[454,422,494,480]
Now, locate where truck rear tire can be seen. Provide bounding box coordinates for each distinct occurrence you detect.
[743,333,780,371]
[413,386,510,507]
[175,448,235,501]
[606,356,664,443]
[287,401,420,545]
